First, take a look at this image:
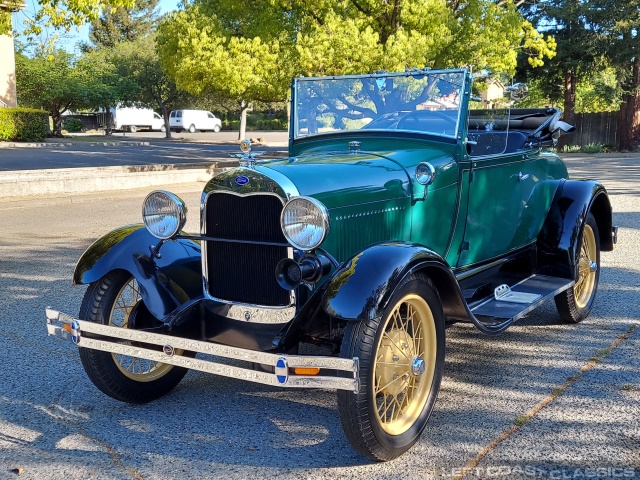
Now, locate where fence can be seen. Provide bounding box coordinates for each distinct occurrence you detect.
[569,112,619,149]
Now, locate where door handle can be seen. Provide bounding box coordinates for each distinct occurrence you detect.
[511,172,529,182]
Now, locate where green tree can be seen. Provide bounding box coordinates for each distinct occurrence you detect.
[22,0,135,38]
[106,36,190,138]
[518,0,600,127]
[87,0,158,49]
[16,50,133,135]
[588,0,640,149]
[158,0,555,140]
[157,4,292,140]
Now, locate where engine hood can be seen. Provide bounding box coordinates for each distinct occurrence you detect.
[259,152,411,208]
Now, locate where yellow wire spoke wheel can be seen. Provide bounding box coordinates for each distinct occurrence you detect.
[109,277,177,382]
[554,213,601,323]
[373,294,437,435]
[573,224,597,309]
[337,275,445,461]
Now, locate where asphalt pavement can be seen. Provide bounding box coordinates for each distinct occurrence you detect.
[0,145,638,479]
[0,131,289,171]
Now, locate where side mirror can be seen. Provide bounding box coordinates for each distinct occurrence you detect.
[505,83,529,101]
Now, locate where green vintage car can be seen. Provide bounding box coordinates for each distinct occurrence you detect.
[46,68,617,461]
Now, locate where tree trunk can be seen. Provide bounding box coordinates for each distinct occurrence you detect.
[161,104,172,139]
[238,100,249,140]
[51,112,63,137]
[618,56,640,151]
[563,69,577,125]
[558,69,577,149]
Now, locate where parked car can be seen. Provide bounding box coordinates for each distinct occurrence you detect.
[46,68,616,461]
[169,109,222,133]
[109,107,165,133]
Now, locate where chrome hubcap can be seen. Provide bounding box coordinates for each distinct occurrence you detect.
[411,357,426,376]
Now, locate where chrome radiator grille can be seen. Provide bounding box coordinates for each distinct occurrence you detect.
[204,192,291,307]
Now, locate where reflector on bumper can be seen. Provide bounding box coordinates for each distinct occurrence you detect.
[45,308,359,392]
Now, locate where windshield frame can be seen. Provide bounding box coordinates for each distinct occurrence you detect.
[291,68,468,141]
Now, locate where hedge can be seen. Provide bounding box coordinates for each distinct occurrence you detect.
[221,118,287,131]
[0,108,49,142]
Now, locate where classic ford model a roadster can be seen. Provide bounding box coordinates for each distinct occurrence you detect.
[46,69,617,461]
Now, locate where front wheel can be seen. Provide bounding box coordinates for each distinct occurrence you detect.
[554,212,601,323]
[160,125,166,133]
[337,275,445,461]
[78,270,189,403]
[213,124,221,133]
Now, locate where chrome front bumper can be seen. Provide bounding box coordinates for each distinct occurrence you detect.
[46,309,359,392]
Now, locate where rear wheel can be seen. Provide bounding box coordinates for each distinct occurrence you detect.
[78,270,189,403]
[188,124,196,133]
[554,212,601,323]
[337,275,445,461]
[128,125,137,133]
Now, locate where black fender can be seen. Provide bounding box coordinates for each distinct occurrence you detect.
[321,242,469,323]
[537,179,613,279]
[74,225,203,320]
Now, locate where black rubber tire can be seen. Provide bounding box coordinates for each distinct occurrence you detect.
[129,125,137,133]
[554,213,601,323]
[78,270,189,404]
[337,274,445,461]
[160,125,166,133]
[213,124,221,133]
[188,124,196,133]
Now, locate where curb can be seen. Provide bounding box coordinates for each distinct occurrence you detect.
[0,162,235,199]
[0,141,151,148]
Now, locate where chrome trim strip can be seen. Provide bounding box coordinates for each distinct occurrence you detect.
[46,310,358,392]
[226,305,296,324]
[254,166,300,200]
[455,257,510,281]
[454,241,538,279]
[200,189,296,310]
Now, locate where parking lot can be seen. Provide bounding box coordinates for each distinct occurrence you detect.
[0,150,638,479]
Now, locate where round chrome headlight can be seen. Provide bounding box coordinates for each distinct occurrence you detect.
[281,196,330,251]
[142,190,187,240]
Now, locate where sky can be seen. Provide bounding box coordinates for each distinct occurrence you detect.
[11,0,181,53]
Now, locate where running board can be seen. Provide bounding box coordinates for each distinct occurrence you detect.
[471,275,574,326]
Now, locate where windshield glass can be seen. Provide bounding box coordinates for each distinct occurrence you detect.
[293,70,466,140]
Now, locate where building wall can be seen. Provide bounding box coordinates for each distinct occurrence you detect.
[0,32,17,107]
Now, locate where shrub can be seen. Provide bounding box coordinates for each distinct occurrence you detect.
[255,118,287,131]
[63,117,84,133]
[561,144,582,153]
[581,143,605,154]
[0,108,49,142]
[221,119,240,131]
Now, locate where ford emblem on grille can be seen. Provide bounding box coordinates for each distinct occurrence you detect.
[235,175,249,186]
[275,357,289,384]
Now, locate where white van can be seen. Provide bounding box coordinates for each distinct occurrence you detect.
[169,110,222,133]
[110,107,165,132]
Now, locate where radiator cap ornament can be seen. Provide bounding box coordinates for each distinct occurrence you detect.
[231,139,264,168]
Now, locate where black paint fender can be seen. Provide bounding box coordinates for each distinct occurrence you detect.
[537,179,613,279]
[73,225,203,320]
[321,242,469,323]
